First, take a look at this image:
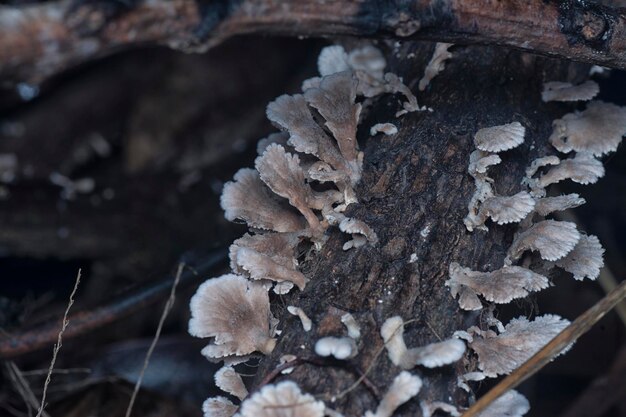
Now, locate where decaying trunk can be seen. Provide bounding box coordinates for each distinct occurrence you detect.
[249,43,585,415]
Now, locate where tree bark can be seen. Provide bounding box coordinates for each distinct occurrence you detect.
[249,43,585,415]
[1,0,624,83]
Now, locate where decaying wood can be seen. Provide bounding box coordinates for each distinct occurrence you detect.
[246,43,584,415]
[1,0,625,83]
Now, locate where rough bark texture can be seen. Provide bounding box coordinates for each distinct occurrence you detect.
[1,0,625,84]
[250,43,586,415]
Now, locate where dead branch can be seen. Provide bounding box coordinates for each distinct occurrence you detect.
[0,250,226,359]
[1,0,626,83]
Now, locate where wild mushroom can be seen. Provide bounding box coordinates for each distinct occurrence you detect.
[203,396,238,417]
[419,43,453,91]
[189,274,278,360]
[314,336,357,360]
[304,71,362,183]
[215,365,248,401]
[505,220,580,263]
[474,390,530,417]
[468,314,570,377]
[257,132,290,155]
[370,123,398,136]
[446,263,550,311]
[235,381,325,417]
[420,401,460,417]
[541,80,599,102]
[287,306,313,331]
[255,144,325,236]
[229,232,307,290]
[533,193,586,216]
[537,153,605,189]
[338,217,378,246]
[473,122,525,153]
[381,316,466,369]
[549,101,626,156]
[221,168,306,233]
[464,191,535,231]
[364,371,422,417]
[555,234,604,280]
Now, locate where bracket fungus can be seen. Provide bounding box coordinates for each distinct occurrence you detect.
[468,314,570,377]
[381,316,466,369]
[229,232,307,291]
[541,80,599,102]
[221,168,306,233]
[446,263,549,310]
[549,101,626,156]
[235,381,325,417]
[215,365,249,401]
[474,390,530,417]
[555,234,605,281]
[505,219,580,263]
[203,396,239,417]
[369,123,398,136]
[473,122,525,153]
[464,191,535,231]
[189,274,278,360]
[364,371,422,417]
[533,193,586,217]
[340,312,361,340]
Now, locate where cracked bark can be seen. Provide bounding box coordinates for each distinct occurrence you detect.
[248,43,586,415]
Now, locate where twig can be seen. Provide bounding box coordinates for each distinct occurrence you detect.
[124,263,183,417]
[36,269,81,417]
[461,279,626,417]
[0,250,226,359]
[1,0,626,83]
[5,362,48,417]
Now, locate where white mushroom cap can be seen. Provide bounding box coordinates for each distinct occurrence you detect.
[346,45,386,79]
[229,232,307,290]
[555,234,604,280]
[338,217,378,245]
[221,168,306,233]
[465,191,535,231]
[304,71,362,182]
[314,336,357,360]
[549,101,626,156]
[524,155,560,179]
[418,42,453,91]
[266,94,348,178]
[474,390,530,417]
[203,396,238,417]
[257,132,290,155]
[287,306,313,332]
[189,274,277,359]
[533,193,586,216]
[381,316,465,369]
[474,122,525,153]
[364,371,422,417]
[215,366,248,401]
[420,401,460,417]
[469,314,570,377]
[403,338,467,368]
[541,80,599,102]
[318,45,350,76]
[446,263,549,310]
[538,153,605,188]
[255,145,324,235]
[236,381,325,417]
[370,123,398,136]
[506,220,580,263]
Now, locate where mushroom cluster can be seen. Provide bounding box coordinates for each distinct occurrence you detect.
[449,79,625,406]
[191,43,431,416]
